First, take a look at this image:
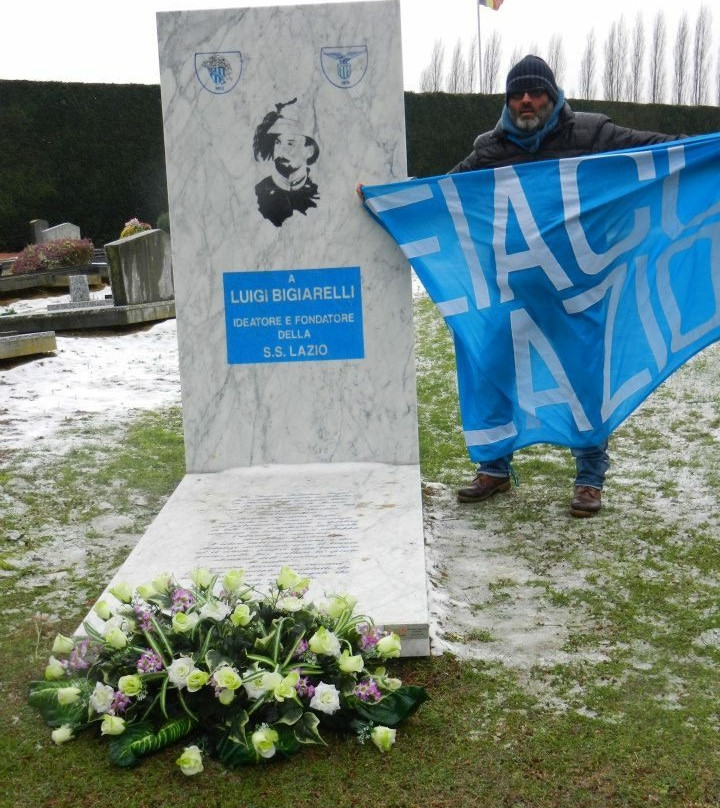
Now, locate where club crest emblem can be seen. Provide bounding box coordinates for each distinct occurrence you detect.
[195,51,243,94]
[320,46,368,89]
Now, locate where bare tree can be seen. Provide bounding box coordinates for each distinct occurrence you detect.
[629,13,645,102]
[649,11,667,103]
[691,6,713,106]
[482,30,502,93]
[603,18,628,101]
[466,36,478,93]
[446,38,467,93]
[579,29,597,100]
[616,17,630,99]
[420,39,445,92]
[546,34,566,87]
[507,46,523,75]
[673,12,690,105]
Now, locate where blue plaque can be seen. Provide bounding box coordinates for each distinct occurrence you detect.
[224,267,364,364]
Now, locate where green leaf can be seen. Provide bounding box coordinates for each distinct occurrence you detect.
[82,621,105,643]
[214,730,256,768]
[230,709,250,745]
[275,701,303,726]
[28,679,91,729]
[253,629,277,654]
[205,649,233,673]
[107,716,196,768]
[294,711,326,746]
[349,685,429,727]
[274,723,301,756]
[246,650,275,667]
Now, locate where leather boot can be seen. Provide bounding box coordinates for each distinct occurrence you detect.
[457,473,511,503]
[570,485,602,517]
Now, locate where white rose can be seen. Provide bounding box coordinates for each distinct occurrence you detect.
[93,600,113,620]
[103,625,128,650]
[152,572,173,594]
[171,612,200,633]
[222,569,245,593]
[190,568,213,588]
[89,682,115,714]
[109,581,133,603]
[277,596,303,612]
[100,715,126,736]
[51,725,75,744]
[51,634,75,655]
[136,582,157,600]
[44,656,66,681]
[242,671,266,700]
[199,600,231,622]
[309,681,341,715]
[167,657,196,689]
[338,649,364,674]
[230,604,254,627]
[325,594,357,620]
[176,744,204,776]
[308,627,341,657]
[370,725,397,753]
[57,686,82,706]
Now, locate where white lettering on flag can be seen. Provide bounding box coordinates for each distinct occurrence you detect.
[362,133,720,461]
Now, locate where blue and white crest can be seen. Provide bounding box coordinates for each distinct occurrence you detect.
[195,51,242,94]
[320,46,368,89]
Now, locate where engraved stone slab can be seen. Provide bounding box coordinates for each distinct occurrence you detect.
[157,0,415,473]
[91,463,429,655]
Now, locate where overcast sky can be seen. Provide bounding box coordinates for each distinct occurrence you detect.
[0,0,716,99]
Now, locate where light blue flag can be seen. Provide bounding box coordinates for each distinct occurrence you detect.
[363,133,720,462]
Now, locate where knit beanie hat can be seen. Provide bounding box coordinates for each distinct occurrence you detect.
[506,55,559,103]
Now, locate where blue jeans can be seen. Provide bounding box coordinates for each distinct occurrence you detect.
[478,440,610,489]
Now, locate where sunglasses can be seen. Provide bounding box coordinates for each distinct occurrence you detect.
[508,88,548,101]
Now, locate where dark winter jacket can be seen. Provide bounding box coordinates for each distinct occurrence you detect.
[450,102,683,172]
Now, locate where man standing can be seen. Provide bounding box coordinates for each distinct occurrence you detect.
[452,55,682,517]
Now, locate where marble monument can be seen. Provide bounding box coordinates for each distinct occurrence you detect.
[91,1,429,655]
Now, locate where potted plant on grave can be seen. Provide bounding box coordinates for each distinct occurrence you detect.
[10,238,95,275]
[119,217,152,239]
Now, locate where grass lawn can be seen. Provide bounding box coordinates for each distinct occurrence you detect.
[1,298,719,807]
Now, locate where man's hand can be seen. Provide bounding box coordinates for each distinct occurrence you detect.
[355,182,365,202]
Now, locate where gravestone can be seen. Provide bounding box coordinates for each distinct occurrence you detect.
[104,229,174,306]
[29,219,49,244]
[91,0,428,654]
[39,222,81,243]
[68,275,90,302]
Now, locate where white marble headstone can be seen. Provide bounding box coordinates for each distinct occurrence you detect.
[157,0,416,472]
[116,1,430,653]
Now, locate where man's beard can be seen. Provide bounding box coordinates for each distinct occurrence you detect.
[274,157,299,178]
[511,99,555,132]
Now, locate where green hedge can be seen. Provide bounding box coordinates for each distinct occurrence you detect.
[1,81,719,252]
[0,80,167,252]
[405,92,720,178]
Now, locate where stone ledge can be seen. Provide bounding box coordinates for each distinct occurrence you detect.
[0,300,175,335]
[83,462,430,657]
[0,330,57,361]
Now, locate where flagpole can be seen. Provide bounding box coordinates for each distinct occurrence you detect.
[477,1,483,93]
